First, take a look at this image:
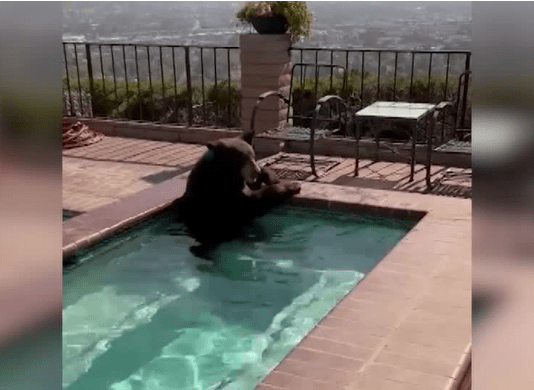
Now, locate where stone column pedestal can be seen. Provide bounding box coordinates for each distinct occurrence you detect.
[240,34,291,136]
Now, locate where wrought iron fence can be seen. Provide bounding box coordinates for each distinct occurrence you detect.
[63,42,241,127]
[63,41,471,135]
[290,47,471,130]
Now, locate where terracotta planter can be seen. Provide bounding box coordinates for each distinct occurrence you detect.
[249,15,289,35]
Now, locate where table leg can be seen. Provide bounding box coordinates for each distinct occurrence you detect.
[374,121,380,162]
[410,121,416,182]
[310,117,317,177]
[354,118,361,177]
[426,111,435,188]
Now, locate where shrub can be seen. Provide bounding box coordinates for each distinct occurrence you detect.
[236,1,313,43]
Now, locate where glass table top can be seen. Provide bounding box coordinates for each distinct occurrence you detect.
[356,101,436,120]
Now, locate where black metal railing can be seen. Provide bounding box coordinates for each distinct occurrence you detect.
[62,42,241,127]
[290,47,471,130]
[63,41,471,136]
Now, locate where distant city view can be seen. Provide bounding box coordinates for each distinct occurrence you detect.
[63,1,471,50]
[62,2,472,129]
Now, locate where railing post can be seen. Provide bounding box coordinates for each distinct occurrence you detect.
[63,43,74,116]
[134,45,142,121]
[74,44,83,116]
[185,46,193,127]
[360,51,365,109]
[393,51,398,101]
[122,45,130,120]
[85,44,95,117]
[459,53,470,129]
[377,51,381,100]
[409,52,415,102]
[172,47,178,123]
[227,48,232,126]
[159,46,165,100]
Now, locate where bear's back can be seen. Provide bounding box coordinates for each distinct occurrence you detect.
[185,149,246,199]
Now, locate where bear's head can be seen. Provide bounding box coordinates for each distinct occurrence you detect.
[206,137,262,187]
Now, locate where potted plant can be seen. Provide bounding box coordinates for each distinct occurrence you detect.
[236,1,313,43]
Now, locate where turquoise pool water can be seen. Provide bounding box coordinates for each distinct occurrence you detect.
[63,206,416,390]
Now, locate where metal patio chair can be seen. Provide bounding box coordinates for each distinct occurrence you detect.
[427,70,472,188]
[248,63,350,178]
[352,70,470,189]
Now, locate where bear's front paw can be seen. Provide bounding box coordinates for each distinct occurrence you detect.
[286,181,301,195]
[287,181,301,194]
[247,166,280,191]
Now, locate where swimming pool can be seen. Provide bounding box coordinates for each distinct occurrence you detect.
[63,206,416,390]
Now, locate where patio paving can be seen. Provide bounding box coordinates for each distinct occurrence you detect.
[62,137,207,212]
[63,136,471,214]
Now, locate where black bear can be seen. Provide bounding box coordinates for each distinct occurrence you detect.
[172,134,300,246]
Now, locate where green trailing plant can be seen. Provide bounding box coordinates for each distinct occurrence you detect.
[291,71,460,107]
[207,80,241,121]
[236,1,313,43]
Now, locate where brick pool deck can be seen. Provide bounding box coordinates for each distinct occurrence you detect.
[63,137,471,390]
[63,136,471,213]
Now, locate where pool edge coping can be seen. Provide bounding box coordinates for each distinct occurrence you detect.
[445,343,472,390]
[63,178,428,260]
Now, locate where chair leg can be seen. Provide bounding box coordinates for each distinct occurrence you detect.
[354,119,361,177]
[410,122,416,182]
[426,111,435,188]
[374,122,380,162]
[310,141,317,177]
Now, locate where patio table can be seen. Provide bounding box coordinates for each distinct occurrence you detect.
[354,101,436,182]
